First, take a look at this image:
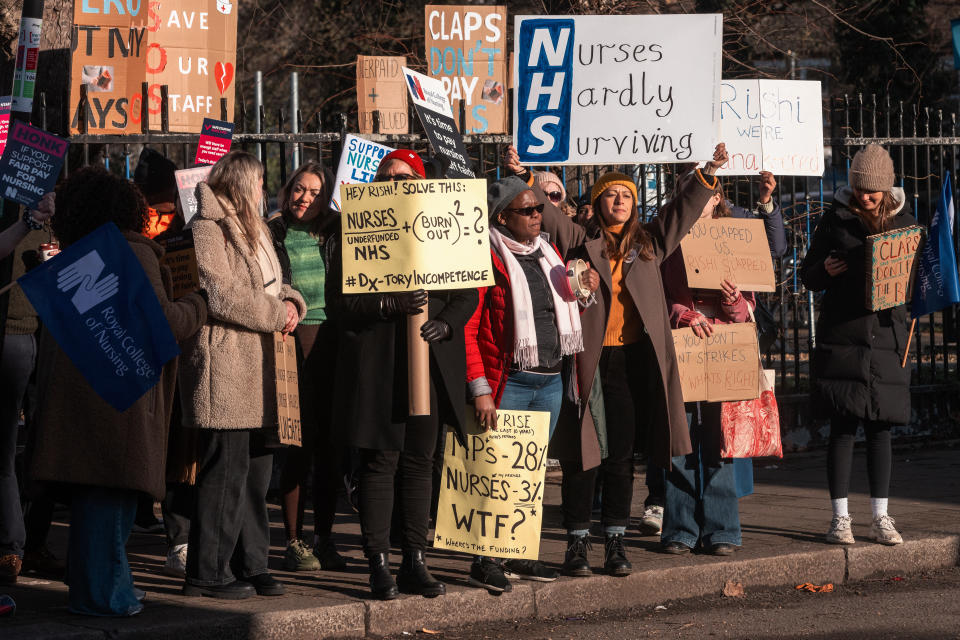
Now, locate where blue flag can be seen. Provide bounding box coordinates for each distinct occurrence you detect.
[912,172,960,319]
[953,19,960,69]
[18,223,180,412]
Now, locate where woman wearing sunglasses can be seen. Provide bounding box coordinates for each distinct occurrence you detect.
[333,149,478,600]
[502,143,727,577]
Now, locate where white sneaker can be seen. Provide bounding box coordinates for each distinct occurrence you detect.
[638,505,663,536]
[825,515,855,545]
[163,543,187,577]
[869,515,903,545]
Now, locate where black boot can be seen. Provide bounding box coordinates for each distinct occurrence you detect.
[604,533,632,577]
[397,549,446,597]
[561,534,592,577]
[367,553,399,600]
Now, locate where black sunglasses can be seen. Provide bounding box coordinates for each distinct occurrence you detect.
[545,190,563,202]
[381,174,416,181]
[504,203,545,217]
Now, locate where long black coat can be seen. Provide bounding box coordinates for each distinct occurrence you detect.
[333,287,478,451]
[800,186,917,424]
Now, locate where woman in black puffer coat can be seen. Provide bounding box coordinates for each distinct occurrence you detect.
[800,144,918,549]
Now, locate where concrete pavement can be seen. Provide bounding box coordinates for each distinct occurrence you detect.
[3,445,959,639]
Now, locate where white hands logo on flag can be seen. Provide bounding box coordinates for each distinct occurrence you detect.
[56,250,119,314]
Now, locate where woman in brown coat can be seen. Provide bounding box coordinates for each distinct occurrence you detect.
[178,151,306,600]
[31,167,207,616]
[502,144,727,577]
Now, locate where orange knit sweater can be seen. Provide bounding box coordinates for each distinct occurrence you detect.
[603,224,644,346]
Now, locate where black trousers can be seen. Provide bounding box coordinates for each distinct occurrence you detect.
[561,340,652,531]
[161,484,194,547]
[185,430,273,586]
[828,415,892,499]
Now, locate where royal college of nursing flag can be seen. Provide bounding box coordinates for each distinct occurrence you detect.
[18,223,180,412]
[912,172,960,319]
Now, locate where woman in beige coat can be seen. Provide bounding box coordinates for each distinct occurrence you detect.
[179,151,306,600]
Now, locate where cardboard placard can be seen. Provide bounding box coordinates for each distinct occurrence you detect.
[329,134,394,212]
[680,218,776,292]
[174,165,212,226]
[425,5,507,134]
[402,67,475,178]
[356,55,409,134]
[718,79,824,176]
[273,332,302,447]
[0,120,69,209]
[69,1,238,134]
[434,408,550,560]
[865,225,924,311]
[672,323,761,403]
[513,14,721,165]
[157,230,199,299]
[339,178,493,294]
[0,97,11,158]
[194,118,234,165]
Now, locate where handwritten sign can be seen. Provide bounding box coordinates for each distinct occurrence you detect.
[718,79,824,176]
[0,97,10,158]
[402,67,475,178]
[672,323,761,403]
[425,5,507,134]
[513,14,721,165]
[329,134,394,212]
[0,120,69,209]
[340,178,493,293]
[70,1,238,134]
[865,226,923,311]
[194,117,234,165]
[434,408,550,560]
[158,230,200,299]
[273,332,302,447]
[357,55,409,134]
[174,166,212,226]
[680,218,776,292]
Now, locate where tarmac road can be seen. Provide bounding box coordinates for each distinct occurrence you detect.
[410,566,960,639]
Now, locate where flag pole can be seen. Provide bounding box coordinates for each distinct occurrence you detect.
[901,318,916,368]
[0,281,16,297]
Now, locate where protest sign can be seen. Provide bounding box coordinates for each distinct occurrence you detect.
[194,117,234,165]
[425,5,507,134]
[434,408,550,560]
[339,178,493,294]
[356,55,409,134]
[273,332,302,447]
[0,120,69,209]
[18,223,180,412]
[513,14,721,165]
[717,79,824,176]
[865,225,923,311]
[157,230,199,299]
[174,165,212,225]
[672,323,761,403]
[0,97,10,158]
[329,134,394,212]
[679,218,776,292]
[12,12,41,115]
[69,1,238,134]
[402,67,475,178]
[912,173,960,318]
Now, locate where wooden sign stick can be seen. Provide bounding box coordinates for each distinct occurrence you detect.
[407,293,430,416]
[0,280,17,297]
[901,318,916,368]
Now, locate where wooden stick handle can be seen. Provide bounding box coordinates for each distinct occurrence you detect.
[0,281,17,297]
[407,294,430,416]
[901,318,916,368]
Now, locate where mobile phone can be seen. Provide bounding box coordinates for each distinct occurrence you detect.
[828,249,847,261]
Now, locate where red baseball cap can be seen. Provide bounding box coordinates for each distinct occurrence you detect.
[379,149,426,179]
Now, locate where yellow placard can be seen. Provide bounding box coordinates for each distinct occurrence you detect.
[340,179,494,293]
[865,226,923,311]
[680,218,776,292]
[434,408,550,560]
[672,323,761,402]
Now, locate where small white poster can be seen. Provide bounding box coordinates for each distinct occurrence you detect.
[329,134,395,212]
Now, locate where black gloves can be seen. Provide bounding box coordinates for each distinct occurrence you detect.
[380,289,428,318]
[420,319,451,343]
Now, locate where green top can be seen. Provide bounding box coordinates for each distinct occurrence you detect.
[284,222,326,325]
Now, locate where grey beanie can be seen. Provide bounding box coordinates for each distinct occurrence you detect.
[487,175,533,219]
[849,144,895,192]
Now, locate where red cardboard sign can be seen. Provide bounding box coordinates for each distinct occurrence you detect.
[194,118,234,165]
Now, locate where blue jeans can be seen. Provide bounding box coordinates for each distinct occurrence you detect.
[67,486,142,616]
[662,403,741,548]
[498,371,562,440]
[0,334,35,557]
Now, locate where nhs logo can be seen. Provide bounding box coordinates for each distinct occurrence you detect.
[515,18,574,163]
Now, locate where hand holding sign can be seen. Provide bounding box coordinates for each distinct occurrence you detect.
[31,192,56,224]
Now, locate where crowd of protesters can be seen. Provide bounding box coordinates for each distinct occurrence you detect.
[0,139,915,615]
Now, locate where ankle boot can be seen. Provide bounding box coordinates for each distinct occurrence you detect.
[561,534,592,577]
[367,552,399,600]
[397,549,446,597]
[604,533,632,577]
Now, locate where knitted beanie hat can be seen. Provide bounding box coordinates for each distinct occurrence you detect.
[535,170,566,201]
[849,144,895,192]
[378,149,426,178]
[487,175,533,219]
[591,172,638,205]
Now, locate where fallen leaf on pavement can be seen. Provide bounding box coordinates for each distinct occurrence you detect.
[722,581,745,597]
[420,629,441,635]
[795,582,834,593]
